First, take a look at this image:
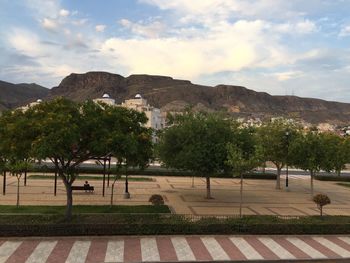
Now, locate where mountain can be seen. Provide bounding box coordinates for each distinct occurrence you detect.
[0,80,49,110]
[49,71,350,125]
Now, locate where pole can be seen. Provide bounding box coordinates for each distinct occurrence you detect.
[24,170,27,186]
[107,157,111,187]
[191,176,194,188]
[54,170,57,196]
[2,171,6,195]
[102,159,106,197]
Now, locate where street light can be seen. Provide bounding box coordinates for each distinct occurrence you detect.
[285,131,290,191]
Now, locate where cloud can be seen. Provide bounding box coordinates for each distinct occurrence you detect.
[274,71,303,81]
[59,9,70,17]
[339,25,350,37]
[95,24,106,32]
[41,18,59,32]
[119,19,165,38]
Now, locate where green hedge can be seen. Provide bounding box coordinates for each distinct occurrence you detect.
[0,214,349,237]
[315,175,350,182]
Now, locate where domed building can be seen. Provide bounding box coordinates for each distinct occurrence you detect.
[93,93,116,106]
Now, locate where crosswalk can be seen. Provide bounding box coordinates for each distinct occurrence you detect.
[0,235,350,262]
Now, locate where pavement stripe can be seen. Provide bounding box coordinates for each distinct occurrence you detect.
[85,239,108,263]
[171,237,195,261]
[245,237,279,260]
[286,237,327,259]
[338,237,350,246]
[156,237,178,262]
[0,241,22,263]
[124,238,142,262]
[313,237,350,258]
[6,240,39,263]
[65,240,91,263]
[105,240,124,263]
[25,241,57,263]
[299,237,340,258]
[229,237,263,260]
[216,237,246,260]
[186,237,212,261]
[201,237,229,261]
[273,237,311,259]
[46,239,75,263]
[140,238,160,262]
[330,237,350,252]
[258,237,295,259]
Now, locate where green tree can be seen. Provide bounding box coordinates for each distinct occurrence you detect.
[157,112,235,199]
[289,132,324,197]
[28,98,148,220]
[257,119,299,189]
[226,128,263,217]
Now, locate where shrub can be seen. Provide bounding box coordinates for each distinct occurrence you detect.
[313,194,331,216]
[149,194,164,205]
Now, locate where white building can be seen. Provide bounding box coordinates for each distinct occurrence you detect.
[20,99,43,111]
[93,93,116,106]
[121,94,165,130]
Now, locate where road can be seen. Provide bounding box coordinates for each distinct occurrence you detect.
[1,235,350,262]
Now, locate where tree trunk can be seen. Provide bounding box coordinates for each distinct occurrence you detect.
[320,206,323,216]
[337,170,341,176]
[65,183,73,221]
[206,176,212,199]
[110,178,117,207]
[276,166,281,189]
[16,176,20,208]
[310,171,314,197]
[239,172,243,218]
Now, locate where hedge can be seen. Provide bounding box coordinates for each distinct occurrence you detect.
[0,214,349,237]
[315,175,350,182]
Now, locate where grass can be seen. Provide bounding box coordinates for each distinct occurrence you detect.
[0,205,171,214]
[337,182,350,188]
[28,175,153,182]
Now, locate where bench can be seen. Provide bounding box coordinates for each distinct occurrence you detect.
[71,185,94,192]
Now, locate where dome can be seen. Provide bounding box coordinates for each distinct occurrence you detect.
[135,94,142,99]
[36,99,42,103]
[102,93,110,98]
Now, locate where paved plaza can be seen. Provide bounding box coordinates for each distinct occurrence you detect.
[1,235,350,262]
[1,173,350,216]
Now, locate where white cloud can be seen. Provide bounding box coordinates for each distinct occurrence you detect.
[41,18,58,31]
[95,24,106,32]
[59,9,70,17]
[295,20,317,34]
[274,71,303,81]
[72,19,88,26]
[119,19,165,38]
[339,25,350,37]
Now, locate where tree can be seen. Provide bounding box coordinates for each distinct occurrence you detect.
[289,131,324,197]
[321,133,350,176]
[157,112,235,199]
[0,109,35,206]
[226,128,263,217]
[28,98,148,220]
[313,194,331,216]
[257,119,299,189]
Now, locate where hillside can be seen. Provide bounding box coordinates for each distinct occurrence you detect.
[0,80,49,110]
[48,72,350,125]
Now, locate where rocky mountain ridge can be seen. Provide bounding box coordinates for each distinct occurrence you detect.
[1,71,350,125]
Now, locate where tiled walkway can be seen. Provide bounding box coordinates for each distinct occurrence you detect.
[1,235,350,262]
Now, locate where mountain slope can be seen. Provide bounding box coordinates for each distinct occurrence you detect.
[0,80,49,110]
[49,71,350,125]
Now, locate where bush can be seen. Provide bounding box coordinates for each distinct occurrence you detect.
[149,194,165,205]
[315,175,350,182]
[313,194,331,216]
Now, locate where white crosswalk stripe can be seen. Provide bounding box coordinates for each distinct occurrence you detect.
[286,237,327,259]
[65,240,91,263]
[258,237,295,259]
[313,237,350,257]
[105,240,124,263]
[201,237,230,260]
[229,237,263,260]
[0,241,22,263]
[171,237,195,261]
[339,236,350,245]
[141,238,160,262]
[25,241,57,263]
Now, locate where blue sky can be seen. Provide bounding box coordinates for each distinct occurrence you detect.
[1,0,350,102]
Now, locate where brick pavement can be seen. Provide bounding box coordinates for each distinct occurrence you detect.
[1,235,350,262]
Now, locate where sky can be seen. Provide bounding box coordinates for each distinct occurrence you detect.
[1,0,350,102]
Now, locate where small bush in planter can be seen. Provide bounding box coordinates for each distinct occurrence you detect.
[313,194,331,216]
[149,194,164,205]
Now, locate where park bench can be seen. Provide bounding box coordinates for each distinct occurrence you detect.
[71,185,94,192]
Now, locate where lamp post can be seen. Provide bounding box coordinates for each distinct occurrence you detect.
[285,131,290,191]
